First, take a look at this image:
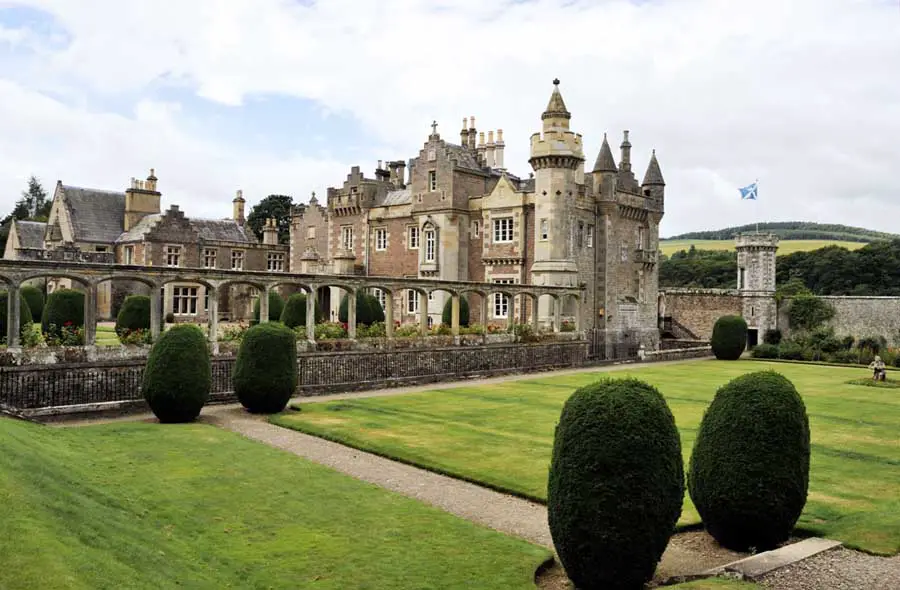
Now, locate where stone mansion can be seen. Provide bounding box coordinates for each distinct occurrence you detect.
[291,80,666,347]
[3,80,666,346]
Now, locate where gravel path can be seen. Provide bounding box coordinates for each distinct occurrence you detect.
[757,548,900,590]
[202,405,742,581]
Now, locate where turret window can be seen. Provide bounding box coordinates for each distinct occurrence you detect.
[576,222,584,249]
[428,171,437,192]
[539,219,549,241]
[586,225,594,248]
[493,218,513,243]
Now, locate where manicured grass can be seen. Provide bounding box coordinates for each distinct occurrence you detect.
[274,360,900,555]
[96,324,120,346]
[0,418,549,589]
[659,239,867,257]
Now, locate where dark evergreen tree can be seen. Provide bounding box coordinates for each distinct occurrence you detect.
[245,194,293,244]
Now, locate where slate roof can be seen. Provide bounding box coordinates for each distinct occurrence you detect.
[444,143,484,173]
[14,220,46,249]
[517,178,535,193]
[192,219,258,243]
[593,134,618,173]
[376,189,411,207]
[642,150,665,186]
[542,79,571,120]
[116,214,162,243]
[62,185,126,243]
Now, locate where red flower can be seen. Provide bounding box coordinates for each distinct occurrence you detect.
[63,321,73,327]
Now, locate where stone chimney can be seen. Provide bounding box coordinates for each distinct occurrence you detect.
[375,159,390,182]
[477,131,486,166]
[262,217,279,245]
[460,117,469,147]
[468,116,477,150]
[388,160,407,189]
[233,190,246,226]
[495,129,505,170]
[124,168,162,231]
[485,130,496,169]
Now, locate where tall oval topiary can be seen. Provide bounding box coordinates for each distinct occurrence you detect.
[548,378,684,589]
[711,315,748,360]
[441,295,470,327]
[233,322,298,413]
[688,371,810,552]
[20,285,44,323]
[41,288,85,339]
[0,291,33,344]
[142,324,211,423]
[115,295,151,335]
[252,290,285,324]
[280,293,323,329]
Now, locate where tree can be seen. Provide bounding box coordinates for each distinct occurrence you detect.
[246,194,293,244]
[0,176,50,253]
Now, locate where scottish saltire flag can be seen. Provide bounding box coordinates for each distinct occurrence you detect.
[739,182,758,200]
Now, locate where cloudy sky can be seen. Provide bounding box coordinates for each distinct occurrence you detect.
[1,0,898,237]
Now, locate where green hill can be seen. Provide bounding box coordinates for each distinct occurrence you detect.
[663,222,898,243]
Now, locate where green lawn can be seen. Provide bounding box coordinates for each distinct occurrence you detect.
[0,418,549,589]
[659,239,867,257]
[273,360,900,555]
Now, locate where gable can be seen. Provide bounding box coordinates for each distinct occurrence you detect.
[482,174,525,209]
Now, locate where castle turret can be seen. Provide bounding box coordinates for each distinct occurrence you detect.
[233,190,246,226]
[736,233,780,346]
[641,149,665,212]
[529,79,583,296]
[592,133,617,197]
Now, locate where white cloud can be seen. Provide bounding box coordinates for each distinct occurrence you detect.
[1,0,899,235]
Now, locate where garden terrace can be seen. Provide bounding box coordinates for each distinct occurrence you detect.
[0,258,583,347]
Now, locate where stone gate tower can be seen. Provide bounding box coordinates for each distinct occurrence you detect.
[736,233,779,345]
[529,79,584,321]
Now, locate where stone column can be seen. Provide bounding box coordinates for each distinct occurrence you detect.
[480,294,488,327]
[83,284,97,346]
[259,286,270,324]
[553,296,562,333]
[6,283,20,348]
[506,298,515,332]
[573,296,582,332]
[418,292,428,334]
[450,293,461,336]
[306,286,317,344]
[347,289,357,340]
[150,286,162,342]
[207,287,219,345]
[531,295,540,332]
[384,291,394,339]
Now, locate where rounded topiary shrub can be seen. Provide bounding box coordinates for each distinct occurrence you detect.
[0,291,33,344]
[338,293,383,326]
[711,315,748,360]
[115,295,151,336]
[280,293,322,329]
[548,378,684,589]
[252,290,285,324]
[20,285,44,323]
[41,288,85,338]
[688,371,810,552]
[441,295,470,327]
[142,324,211,423]
[233,322,298,413]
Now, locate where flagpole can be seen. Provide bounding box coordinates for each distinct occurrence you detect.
[755,178,759,234]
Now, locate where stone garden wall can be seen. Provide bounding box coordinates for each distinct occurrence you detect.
[778,296,900,344]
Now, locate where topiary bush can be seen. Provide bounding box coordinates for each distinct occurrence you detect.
[711,315,748,360]
[338,292,384,326]
[41,288,85,339]
[280,293,322,329]
[0,291,33,344]
[115,295,151,336]
[547,378,684,589]
[142,324,211,423]
[20,285,44,323]
[252,290,285,324]
[441,295,470,327]
[751,343,779,359]
[688,371,810,552]
[233,322,298,413]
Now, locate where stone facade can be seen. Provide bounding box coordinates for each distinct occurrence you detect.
[290,80,666,348]
[659,289,743,341]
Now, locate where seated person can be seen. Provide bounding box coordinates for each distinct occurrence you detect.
[870,355,886,381]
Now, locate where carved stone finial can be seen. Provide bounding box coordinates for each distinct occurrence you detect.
[553,78,560,86]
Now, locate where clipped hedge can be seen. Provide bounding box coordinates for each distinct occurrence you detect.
[711,315,747,360]
[688,371,810,551]
[115,295,151,335]
[252,290,285,324]
[548,378,684,589]
[441,295,470,327]
[142,324,211,423]
[338,292,384,326]
[233,323,298,413]
[750,343,779,359]
[0,291,33,344]
[41,288,85,339]
[20,285,44,323]
[280,293,322,329]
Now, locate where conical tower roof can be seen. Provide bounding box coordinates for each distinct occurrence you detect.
[542,78,571,121]
[642,150,665,186]
[592,133,617,172]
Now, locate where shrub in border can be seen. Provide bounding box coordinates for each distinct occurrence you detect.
[142,324,211,423]
[233,322,298,413]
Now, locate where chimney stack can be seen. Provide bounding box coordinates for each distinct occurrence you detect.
[233,189,246,226]
[468,116,477,150]
[460,117,469,147]
[375,160,390,182]
[485,130,496,169]
[262,217,279,245]
[495,129,505,170]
